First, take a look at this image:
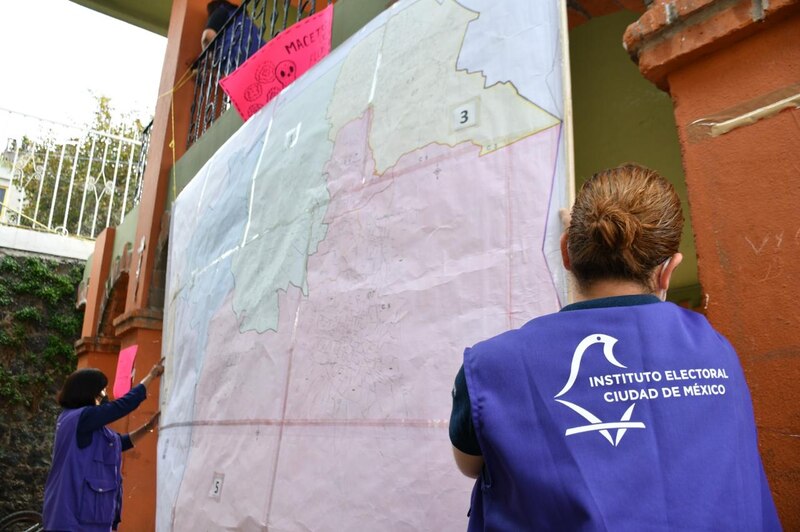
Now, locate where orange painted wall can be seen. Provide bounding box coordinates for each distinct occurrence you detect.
[116,328,163,531]
[668,13,800,527]
[113,0,209,529]
[125,0,205,313]
[80,227,115,339]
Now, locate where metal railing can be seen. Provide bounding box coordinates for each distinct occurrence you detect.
[133,119,153,207]
[0,108,149,239]
[187,0,333,147]
[0,510,44,532]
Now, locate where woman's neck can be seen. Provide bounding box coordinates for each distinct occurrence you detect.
[574,279,654,302]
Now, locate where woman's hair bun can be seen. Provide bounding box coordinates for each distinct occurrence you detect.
[588,200,642,251]
[567,163,683,290]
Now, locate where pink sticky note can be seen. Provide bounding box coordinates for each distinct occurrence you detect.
[113,345,138,399]
[220,4,334,121]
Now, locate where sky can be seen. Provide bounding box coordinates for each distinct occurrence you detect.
[0,0,167,135]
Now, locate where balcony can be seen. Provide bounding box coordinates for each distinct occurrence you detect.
[0,108,151,257]
[172,0,388,200]
[188,0,334,147]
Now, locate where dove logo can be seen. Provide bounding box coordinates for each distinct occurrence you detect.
[554,334,646,446]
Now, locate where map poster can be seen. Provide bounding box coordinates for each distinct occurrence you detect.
[159,0,570,529]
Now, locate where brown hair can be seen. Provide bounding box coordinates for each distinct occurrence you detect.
[567,163,683,291]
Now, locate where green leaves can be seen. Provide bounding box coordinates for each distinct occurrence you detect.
[0,365,26,404]
[0,255,83,408]
[13,307,41,323]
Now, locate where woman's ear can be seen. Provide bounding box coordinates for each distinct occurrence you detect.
[560,232,571,271]
[657,252,683,296]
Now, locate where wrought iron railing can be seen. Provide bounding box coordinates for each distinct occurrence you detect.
[133,119,152,207]
[0,108,148,239]
[0,510,43,532]
[187,0,333,147]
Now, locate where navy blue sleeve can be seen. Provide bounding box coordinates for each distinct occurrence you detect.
[449,365,482,456]
[76,384,147,449]
[120,434,134,452]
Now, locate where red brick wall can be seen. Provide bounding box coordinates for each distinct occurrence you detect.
[667,13,800,527]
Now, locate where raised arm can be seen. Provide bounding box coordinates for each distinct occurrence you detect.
[77,359,165,437]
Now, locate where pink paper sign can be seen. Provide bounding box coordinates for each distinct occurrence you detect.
[113,344,138,399]
[220,4,334,121]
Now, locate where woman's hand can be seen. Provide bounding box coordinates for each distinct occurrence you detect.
[149,358,165,379]
[140,358,165,388]
[144,411,161,432]
[130,411,161,445]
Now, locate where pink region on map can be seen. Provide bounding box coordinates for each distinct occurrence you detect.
[286,114,562,422]
[170,292,285,530]
[171,114,562,530]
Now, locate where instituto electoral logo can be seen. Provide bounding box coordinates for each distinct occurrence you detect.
[554,334,646,447]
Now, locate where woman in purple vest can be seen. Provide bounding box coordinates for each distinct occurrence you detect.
[42,360,164,532]
[450,164,781,530]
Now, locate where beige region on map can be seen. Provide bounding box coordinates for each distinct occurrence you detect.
[327,0,560,174]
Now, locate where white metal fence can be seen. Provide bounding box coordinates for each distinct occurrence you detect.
[0,108,149,240]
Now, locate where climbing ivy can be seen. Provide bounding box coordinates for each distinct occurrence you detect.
[0,253,84,518]
[0,255,82,401]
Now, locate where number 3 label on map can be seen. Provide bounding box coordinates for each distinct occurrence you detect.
[452,99,479,131]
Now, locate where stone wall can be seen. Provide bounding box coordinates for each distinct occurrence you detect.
[0,250,84,520]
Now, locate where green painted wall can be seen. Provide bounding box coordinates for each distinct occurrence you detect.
[80,203,140,285]
[172,108,244,200]
[569,10,700,305]
[331,0,388,48]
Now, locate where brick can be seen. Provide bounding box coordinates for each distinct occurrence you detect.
[636,0,769,87]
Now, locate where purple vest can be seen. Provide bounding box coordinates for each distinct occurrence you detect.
[43,408,122,532]
[464,302,781,531]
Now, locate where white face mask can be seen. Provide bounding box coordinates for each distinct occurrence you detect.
[658,257,671,301]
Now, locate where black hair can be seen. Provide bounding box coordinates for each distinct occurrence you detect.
[57,368,108,409]
[207,0,237,16]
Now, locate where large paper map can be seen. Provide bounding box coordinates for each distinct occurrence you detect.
[158,0,569,529]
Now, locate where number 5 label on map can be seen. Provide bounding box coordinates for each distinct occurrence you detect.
[208,472,224,500]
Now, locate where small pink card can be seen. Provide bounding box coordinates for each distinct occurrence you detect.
[113,345,138,399]
[220,4,334,121]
